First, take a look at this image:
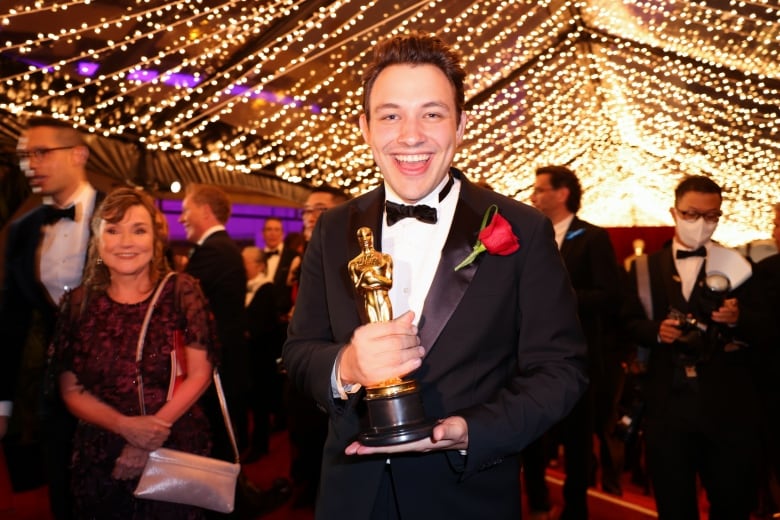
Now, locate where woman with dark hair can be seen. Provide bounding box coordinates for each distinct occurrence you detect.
[49,187,219,519]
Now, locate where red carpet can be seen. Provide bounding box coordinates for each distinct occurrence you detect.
[0,431,763,519]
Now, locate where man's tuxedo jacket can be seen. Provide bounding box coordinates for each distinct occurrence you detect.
[559,217,622,380]
[185,230,250,399]
[0,192,102,406]
[283,170,588,519]
[623,244,761,433]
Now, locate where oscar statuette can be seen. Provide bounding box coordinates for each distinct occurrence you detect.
[349,227,435,446]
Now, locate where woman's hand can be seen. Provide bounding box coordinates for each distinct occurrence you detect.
[116,415,172,450]
[111,444,150,480]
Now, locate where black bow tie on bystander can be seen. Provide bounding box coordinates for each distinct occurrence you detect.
[676,246,707,259]
[265,249,279,257]
[42,204,76,225]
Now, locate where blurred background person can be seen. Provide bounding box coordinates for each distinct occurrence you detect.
[0,116,104,519]
[50,187,218,518]
[622,175,762,519]
[285,184,349,510]
[747,202,780,517]
[260,217,296,432]
[524,165,624,519]
[179,184,250,460]
[241,246,276,463]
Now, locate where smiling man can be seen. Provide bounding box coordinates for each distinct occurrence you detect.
[178,184,251,458]
[282,32,587,519]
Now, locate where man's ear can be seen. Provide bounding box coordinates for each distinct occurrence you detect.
[72,145,89,166]
[358,113,371,144]
[557,186,570,205]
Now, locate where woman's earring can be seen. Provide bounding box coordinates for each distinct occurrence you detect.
[97,257,103,265]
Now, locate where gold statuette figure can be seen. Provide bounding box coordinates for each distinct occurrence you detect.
[349,227,394,324]
[348,226,434,445]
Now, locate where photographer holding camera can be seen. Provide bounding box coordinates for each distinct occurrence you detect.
[623,175,763,520]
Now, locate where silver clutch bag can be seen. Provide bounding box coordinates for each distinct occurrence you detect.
[134,447,240,513]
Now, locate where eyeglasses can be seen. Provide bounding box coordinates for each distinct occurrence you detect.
[17,146,76,161]
[675,207,722,223]
[301,206,329,217]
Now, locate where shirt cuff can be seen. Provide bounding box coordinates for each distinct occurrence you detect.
[0,401,12,417]
[331,348,362,400]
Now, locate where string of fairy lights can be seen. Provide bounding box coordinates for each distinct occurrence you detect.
[0,0,778,246]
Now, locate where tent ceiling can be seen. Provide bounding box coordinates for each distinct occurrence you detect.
[0,0,778,244]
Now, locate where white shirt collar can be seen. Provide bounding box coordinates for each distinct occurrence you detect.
[553,214,575,249]
[198,224,226,245]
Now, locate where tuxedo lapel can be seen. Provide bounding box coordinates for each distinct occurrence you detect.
[419,177,486,355]
[559,217,585,261]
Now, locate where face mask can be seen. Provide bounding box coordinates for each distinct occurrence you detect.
[676,218,717,249]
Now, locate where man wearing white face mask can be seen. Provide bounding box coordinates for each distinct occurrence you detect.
[622,175,763,520]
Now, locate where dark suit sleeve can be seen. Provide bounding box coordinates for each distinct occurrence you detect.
[0,219,35,403]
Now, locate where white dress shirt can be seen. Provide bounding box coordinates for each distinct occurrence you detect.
[382,176,460,326]
[39,182,96,305]
[553,214,575,250]
[333,175,461,400]
[246,273,271,306]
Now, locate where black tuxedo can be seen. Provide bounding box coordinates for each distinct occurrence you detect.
[746,253,780,513]
[623,243,762,519]
[283,170,587,519]
[559,217,624,492]
[244,281,278,455]
[270,245,298,288]
[0,190,103,519]
[185,229,251,456]
[524,217,624,517]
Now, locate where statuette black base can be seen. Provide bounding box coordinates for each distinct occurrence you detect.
[358,380,435,446]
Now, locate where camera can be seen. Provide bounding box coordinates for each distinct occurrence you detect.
[669,272,732,360]
[668,308,707,356]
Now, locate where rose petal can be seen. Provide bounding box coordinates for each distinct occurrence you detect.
[478,213,519,255]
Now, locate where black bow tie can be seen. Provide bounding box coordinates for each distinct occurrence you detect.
[385,201,437,226]
[385,175,454,226]
[43,205,76,225]
[265,249,279,257]
[676,246,707,259]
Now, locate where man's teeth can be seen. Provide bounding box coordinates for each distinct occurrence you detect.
[397,154,429,163]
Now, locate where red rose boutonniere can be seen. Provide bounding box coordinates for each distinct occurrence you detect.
[454,204,520,271]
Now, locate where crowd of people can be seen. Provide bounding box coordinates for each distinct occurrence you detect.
[1,31,779,520]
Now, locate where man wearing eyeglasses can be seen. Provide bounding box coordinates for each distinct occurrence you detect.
[526,165,624,519]
[1,116,102,520]
[623,175,762,519]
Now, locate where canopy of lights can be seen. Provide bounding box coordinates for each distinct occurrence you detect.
[1,0,778,245]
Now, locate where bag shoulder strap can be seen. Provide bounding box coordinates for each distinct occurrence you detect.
[135,272,240,464]
[135,272,174,368]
